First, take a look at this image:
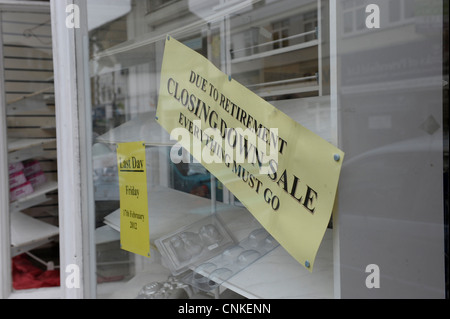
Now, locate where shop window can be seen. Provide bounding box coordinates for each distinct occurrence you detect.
[83,0,331,299]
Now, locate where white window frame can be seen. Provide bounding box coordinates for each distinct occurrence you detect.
[51,0,96,299]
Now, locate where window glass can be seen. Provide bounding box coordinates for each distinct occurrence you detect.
[336,0,447,298]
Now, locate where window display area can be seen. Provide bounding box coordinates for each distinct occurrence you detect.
[0,5,60,295]
[0,0,445,301]
[85,0,336,299]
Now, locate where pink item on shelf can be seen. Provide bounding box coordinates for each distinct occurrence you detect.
[9,171,27,189]
[10,181,34,202]
[8,162,24,175]
[28,171,47,188]
[23,160,42,177]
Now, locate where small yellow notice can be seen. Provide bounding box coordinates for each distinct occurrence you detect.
[117,141,150,258]
[156,36,344,271]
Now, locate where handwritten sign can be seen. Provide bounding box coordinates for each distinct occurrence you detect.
[117,142,150,258]
[156,36,344,271]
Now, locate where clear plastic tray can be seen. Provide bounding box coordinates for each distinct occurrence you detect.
[155,214,235,276]
[182,228,279,292]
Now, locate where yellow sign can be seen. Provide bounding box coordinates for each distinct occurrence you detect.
[117,142,150,258]
[156,36,344,271]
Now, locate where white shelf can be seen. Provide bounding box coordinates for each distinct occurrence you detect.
[103,210,120,232]
[256,84,320,98]
[190,202,334,299]
[96,111,174,147]
[222,230,333,299]
[103,186,240,242]
[10,180,58,213]
[6,94,52,116]
[8,138,56,153]
[103,186,333,299]
[11,211,59,257]
[7,138,56,163]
